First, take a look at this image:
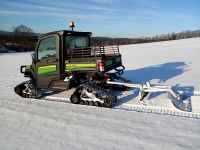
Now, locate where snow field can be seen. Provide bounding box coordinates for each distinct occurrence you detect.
[1,98,200,150]
[0,38,200,150]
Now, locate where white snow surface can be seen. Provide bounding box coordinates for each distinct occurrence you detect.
[0,38,200,150]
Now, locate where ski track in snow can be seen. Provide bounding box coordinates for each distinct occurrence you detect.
[42,96,200,119]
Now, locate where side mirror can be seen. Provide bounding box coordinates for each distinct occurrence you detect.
[31,53,36,63]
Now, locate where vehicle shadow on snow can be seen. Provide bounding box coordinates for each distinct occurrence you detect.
[118,62,194,103]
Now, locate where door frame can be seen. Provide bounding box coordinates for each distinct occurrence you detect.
[34,34,61,89]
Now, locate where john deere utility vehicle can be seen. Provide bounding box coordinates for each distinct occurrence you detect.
[14,22,191,111]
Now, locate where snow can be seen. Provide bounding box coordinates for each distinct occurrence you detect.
[0,38,200,149]
[8,50,16,53]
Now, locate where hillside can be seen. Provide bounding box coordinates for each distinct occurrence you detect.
[0,38,200,150]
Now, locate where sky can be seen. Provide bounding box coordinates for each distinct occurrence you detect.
[0,0,200,38]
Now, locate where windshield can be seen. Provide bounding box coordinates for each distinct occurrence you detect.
[65,36,89,50]
[37,36,57,60]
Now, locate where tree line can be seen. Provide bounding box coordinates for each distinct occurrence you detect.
[91,30,200,46]
[0,25,200,52]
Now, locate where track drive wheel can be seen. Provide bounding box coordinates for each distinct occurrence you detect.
[14,86,21,95]
[80,100,84,105]
[70,94,80,104]
[84,100,89,105]
[89,101,94,106]
[104,97,113,108]
[94,101,100,107]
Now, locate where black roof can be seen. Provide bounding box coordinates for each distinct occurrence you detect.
[38,30,92,39]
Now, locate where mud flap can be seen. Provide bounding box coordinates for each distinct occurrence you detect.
[167,91,191,112]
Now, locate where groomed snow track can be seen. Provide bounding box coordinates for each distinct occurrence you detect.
[41,95,200,119]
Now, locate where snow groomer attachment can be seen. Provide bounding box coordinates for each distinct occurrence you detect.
[106,80,191,112]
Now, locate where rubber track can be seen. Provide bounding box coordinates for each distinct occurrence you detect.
[72,81,117,107]
[14,80,43,98]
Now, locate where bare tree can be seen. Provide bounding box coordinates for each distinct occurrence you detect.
[184,30,190,38]
[180,31,185,39]
[171,31,175,40]
[167,33,170,40]
[160,34,164,41]
[0,33,9,46]
[195,30,200,37]
[192,31,196,38]
[155,35,159,42]
[11,25,35,51]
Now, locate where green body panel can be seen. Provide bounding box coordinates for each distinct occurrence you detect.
[105,60,112,66]
[38,65,57,75]
[66,63,97,70]
[116,57,121,63]
[26,65,31,70]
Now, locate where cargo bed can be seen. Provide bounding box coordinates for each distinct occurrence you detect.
[65,45,122,73]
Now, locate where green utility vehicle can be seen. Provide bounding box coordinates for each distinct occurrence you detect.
[14,24,130,107]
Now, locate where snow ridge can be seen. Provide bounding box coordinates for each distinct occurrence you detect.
[42,96,200,119]
[114,104,200,119]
